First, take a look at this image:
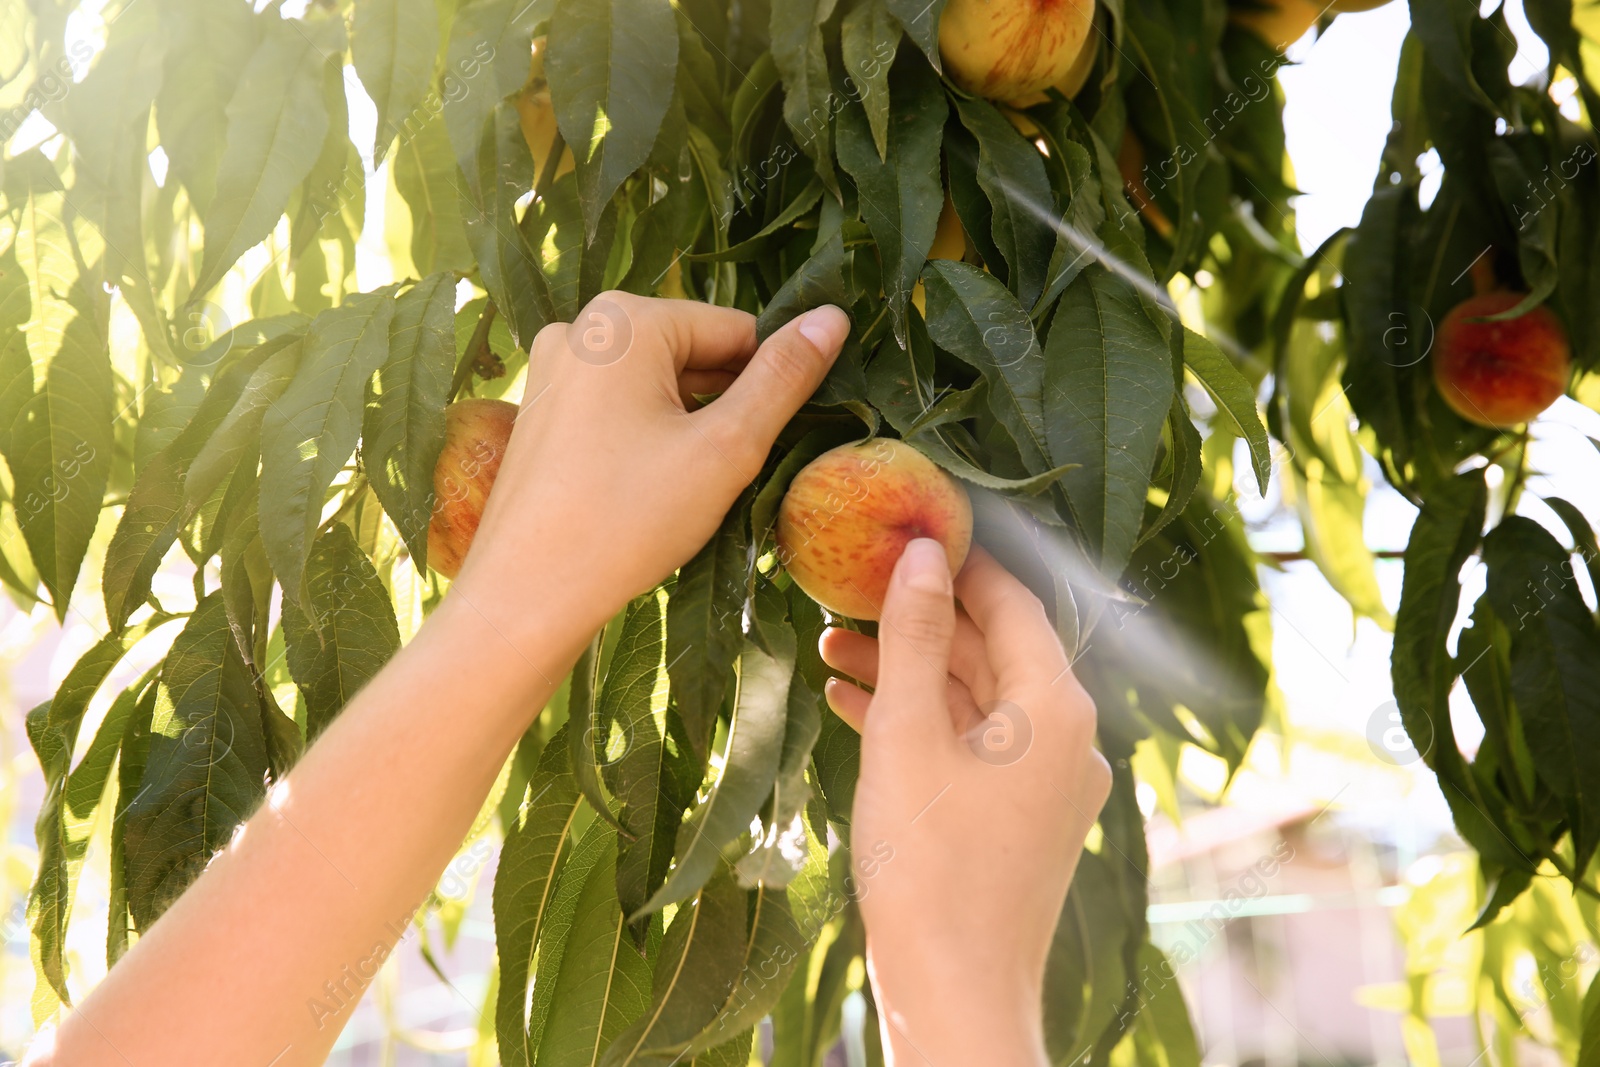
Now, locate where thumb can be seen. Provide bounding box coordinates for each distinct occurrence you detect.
[698,306,848,463]
[870,538,958,735]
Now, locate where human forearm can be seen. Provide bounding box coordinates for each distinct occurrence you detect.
[45,587,585,1066]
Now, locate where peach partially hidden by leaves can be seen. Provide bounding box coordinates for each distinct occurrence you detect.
[427,398,519,578]
[1432,291,1571,429]
[939,0,1096,104]
[776,439,973,621]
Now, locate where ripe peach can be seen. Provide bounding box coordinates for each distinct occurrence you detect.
[1432,291,1571,429]
[1228,0,1320,50]
[912,195,968,316]
[939,0,1096,104]
[427,398,519,578]
[776,439,973,620]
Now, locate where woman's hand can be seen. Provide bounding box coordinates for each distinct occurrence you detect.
[453,293,849,639]
[821,541,1112,1064]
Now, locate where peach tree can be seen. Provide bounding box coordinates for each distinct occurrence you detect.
[3,0,1599,1061]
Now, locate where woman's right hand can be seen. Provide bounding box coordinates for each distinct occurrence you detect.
[820,542,1112,1063]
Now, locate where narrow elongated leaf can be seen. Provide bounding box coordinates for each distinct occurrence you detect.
[644,638,792,914]
[598,593,680,929]
[1182,327,1270,494]
[103,340,293,630]
[840,0,899,160]
[0,244,33,458]
[282,524,401,741]
[364,273,457,571]
[738,612,818,888]
[393,112,477,276]
[667,499,751,760]
[534,825,653,1066]
[548,0,680,240]
[1042,266,1174,575]
[884,0,945,70]
[950,95,1054,309]
[601,871,747,1065]
[6,177,115,621]
[769,0,839,195]
[837,58,945,347]
[259,289,397,605]
[352,0,441,161]
[124,592,271,930]
[109,680,160,967]
[182,337,304,520]
[495,727,584,1067]
[570,633,627,834]
[1392,473,1527,868]
[25,631,148,1001]
[461,100,553,351]
[191,16,341,298]
[152,0,262,213]
[1483,516,1600,872]
[441,0,550,175]
[923,260,1050,471]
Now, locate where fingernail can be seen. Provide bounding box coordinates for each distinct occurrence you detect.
[896,538,951,594]
[797,305,850,353]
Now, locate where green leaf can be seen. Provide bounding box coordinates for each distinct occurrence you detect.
[1127,943,1201,1067]
[495,727,584,1067]
[282,524,402,742]
[1483,516,1600,872]
[923,259,1050,472]
[839,0,899,160]
[548,0,680,241]
[259,288,397,606]
[667,498,751,760]
[570,633,627,834]
[910,432,1077,494]
[351,0,441,161]
[950,95,1054,310]
[533,824,654,1066]
[884,0,945,71]
[460,100,553,351]
[601,870,747,1065]
[365,273,457,571]
[837,57,945,348]
[102,340,293,631]
[124,592,270,930]
[1546,497,1600,606]
[770,0,840,196]
[684,864,823,1054]
[736,629,820,888]
[393,111,478,276]
[6,176,115,621]
[182,337,305,524]
[1392,473,1526,869]
[440,0,548,173]
[25,631,149,1002]
[755,232,851,344]
[0,244,33,459]
[152,0,262,213]
[644,637,793,913]
[1181,328,1270,494]
[598,593,680,929]
[191,16,341,299]
[1042,265,1174,575]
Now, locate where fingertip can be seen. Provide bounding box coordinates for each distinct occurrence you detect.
[824,677,869,733]
[795,305,850,356]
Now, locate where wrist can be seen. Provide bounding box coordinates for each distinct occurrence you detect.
[869,955,1046,1065]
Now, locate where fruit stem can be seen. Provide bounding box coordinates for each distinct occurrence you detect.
[450,301,499,401]
[1469,251,1498,296]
